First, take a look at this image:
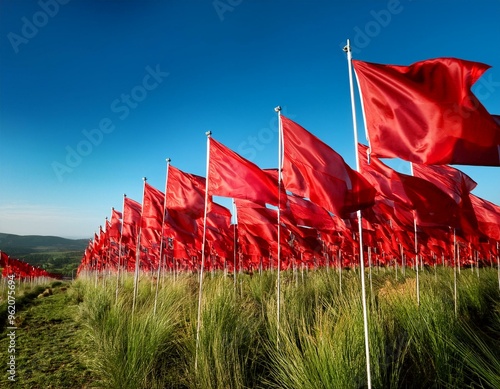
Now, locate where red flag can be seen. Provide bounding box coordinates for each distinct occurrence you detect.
[412,164,477,204]
[141,183,165,250]
[108,208,122,242]
[208,137,279,205]
[353,58,500,166]
[166,165,206,219]
[412,163,478,234]
[281,115,375,217]
[358,143,460,228]
[122,197,142,247]
[470,194,500,241]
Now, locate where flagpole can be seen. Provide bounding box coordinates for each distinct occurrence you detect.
[132,177,147,315]
[409,163,420,306]
[153,158,171,316]
[115,196,126,304]
[195,131,212,371]
[275,105,283,348]
[453,228,458,317]
[232,199,238,288]
[344,39,372,389]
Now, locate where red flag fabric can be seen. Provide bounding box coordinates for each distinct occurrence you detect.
[208,137,279,206]
[353,58,500,166]
[166,165,206,219]
[281,115,376,217]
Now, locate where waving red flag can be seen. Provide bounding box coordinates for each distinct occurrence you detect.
[412,164,477,204]
[208,137,279,206]
[166,165,206,218]
[122,197,142,247]
[281,115,375,217]
[108,208,122,242]
[141,183,165,249]
[358,143,460,227]
[353,58,500,166]
[470,194,500,241]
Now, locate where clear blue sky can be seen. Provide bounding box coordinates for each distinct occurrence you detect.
[1,0,499,239]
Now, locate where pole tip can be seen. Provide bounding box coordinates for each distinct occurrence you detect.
[166,157,171,163]
[143,177,147,181]
[205,131,212,137]
[274,106,281,112]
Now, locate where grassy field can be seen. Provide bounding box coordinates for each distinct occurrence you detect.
[1,267,499,388]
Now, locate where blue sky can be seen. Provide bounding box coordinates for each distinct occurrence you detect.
[1,0,499,239]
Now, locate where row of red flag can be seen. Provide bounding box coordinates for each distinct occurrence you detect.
[77,56,500,275]
[0,251,62,279]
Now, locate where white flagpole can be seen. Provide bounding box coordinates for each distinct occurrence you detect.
[409,163,420,306]
[132,177,147,315]
[344,39,372,389]
[195,131,212,371]
[232,199,238,288]
[275,105,283,348]
[115,196,126,305]
[153,158,171,316]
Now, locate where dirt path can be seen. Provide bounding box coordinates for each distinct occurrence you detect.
[0,283,93,388]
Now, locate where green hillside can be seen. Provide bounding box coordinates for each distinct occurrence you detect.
[0,233,89,277]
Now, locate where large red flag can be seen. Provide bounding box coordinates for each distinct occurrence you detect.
[166,165,206,219]
[353,58,500,166]
[208,137,279,206]
[281,115,375,217]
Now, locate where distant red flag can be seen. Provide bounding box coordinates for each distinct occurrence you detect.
[208,137,279,205]
[166,165,206,219]
[281,115,375,217]
[353,58,500,166]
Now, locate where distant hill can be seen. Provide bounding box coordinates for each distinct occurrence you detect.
[0,233,89,277]
[0,232,88,257]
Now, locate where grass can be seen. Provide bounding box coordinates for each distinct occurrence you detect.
[1,267,499,388]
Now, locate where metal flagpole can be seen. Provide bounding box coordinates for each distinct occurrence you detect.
[275,105,283,348]
[153,158,171,316]
[409,163,420,306]
[195,131,212,371]
[115,196,126,305]
[344,39,372,389]
[453,228,458,317]
[232,199,237,288]
[132,177,147,315]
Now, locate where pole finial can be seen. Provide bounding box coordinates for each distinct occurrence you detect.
[343,39,351,53]
[166,157,171,163]
[205,131,212,137]
[274,106,281,112]
[143,177,147,182]
[124,193,127,198]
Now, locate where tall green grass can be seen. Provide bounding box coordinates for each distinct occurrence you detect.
[74,267,500,388]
